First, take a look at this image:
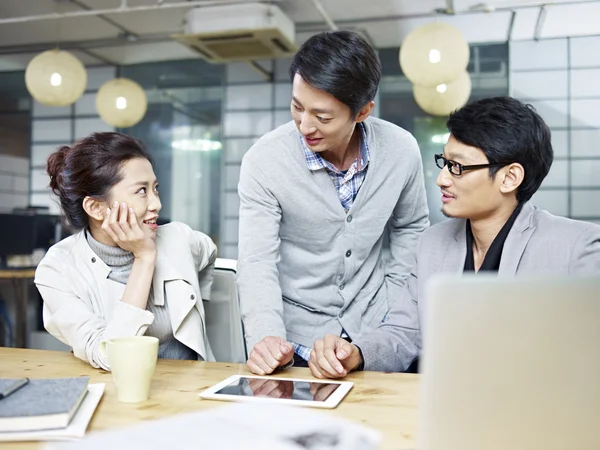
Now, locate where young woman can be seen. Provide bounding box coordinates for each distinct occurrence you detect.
[35,132,217,370]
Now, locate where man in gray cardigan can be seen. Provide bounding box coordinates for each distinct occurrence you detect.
[308,96,600,378]
[237,31,429,375]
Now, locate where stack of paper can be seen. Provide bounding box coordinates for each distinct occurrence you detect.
[0,377,104,442]
[45,402,381,450]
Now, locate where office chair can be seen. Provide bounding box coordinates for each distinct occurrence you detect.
[204,258,247,363]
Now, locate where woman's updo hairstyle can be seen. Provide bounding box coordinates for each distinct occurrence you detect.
[47,132,152,231]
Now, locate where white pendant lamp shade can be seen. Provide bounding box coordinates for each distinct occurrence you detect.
[96,78,147,128]
[400,22,470,87]
[413,71,472,117]
[25,49,87,106]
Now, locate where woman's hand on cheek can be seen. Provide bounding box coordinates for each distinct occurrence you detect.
[102,201,157,260]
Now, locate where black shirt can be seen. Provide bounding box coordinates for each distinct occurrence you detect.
[464,203,524,272]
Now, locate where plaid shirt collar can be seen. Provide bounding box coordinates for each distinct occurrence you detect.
[301,123,370,176]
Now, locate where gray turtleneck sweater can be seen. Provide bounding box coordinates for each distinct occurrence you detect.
[86,231,197,361]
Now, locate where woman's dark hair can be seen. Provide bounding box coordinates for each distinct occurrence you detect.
[47,132,153,231]
[289,30,382,117]
[446,96,553,203]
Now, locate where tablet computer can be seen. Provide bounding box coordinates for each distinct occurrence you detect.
[199,375,353,409]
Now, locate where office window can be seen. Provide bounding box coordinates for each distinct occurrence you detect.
[121,60,225,247]
[0,71,30,212]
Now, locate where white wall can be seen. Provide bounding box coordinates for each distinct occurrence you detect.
[510,37,600,225]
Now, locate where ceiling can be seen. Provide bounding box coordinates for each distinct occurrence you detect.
[0,0,599,69]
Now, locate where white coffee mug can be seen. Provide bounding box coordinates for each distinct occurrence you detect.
[99,336,159,403]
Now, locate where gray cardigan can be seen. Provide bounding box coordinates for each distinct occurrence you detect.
[237,117,430,352]
[354,202,600,372]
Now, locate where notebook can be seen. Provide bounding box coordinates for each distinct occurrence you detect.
[0,377,89,433]
[0,383,104,442]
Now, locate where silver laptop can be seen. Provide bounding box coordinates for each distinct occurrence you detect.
[418,274,600,450]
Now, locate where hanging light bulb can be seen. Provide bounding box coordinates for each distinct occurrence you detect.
[429,49,441,64]
[400,22,470,88]
[413,71,472,117]
[115,96,127,110]
[50,72,62,87]
[96,78,147,128]
[25,49,87,106]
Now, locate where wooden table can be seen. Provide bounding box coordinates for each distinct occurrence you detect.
[0,347,420,449]
[0,269,36,348]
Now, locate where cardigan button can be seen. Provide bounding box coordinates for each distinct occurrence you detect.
[190,294,195,300]
[346,215,353,223]
[91,257,96,263]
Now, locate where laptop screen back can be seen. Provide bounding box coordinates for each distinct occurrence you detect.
[418,274,600,450]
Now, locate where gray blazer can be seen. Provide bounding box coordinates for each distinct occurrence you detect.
[353,202,600,372]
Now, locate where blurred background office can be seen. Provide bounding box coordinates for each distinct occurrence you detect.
[0,0,598,351]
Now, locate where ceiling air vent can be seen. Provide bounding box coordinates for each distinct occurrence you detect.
[173,3,297,63]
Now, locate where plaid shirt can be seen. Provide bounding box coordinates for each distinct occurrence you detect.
[291,124,370,361]
[292,342,313,362]
[301,123,370,212]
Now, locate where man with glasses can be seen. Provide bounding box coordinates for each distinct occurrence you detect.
[308,96,600,378]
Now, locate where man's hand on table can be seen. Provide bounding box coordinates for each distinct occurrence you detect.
[247,336,294,375]
[309,334,363,379]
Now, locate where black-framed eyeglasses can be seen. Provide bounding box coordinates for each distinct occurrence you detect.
[434,154,504,176]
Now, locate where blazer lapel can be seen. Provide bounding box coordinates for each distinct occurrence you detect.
[499,202,537,276]
[151,248,181,306]
[440,219,468,274]
[152,248,209,360]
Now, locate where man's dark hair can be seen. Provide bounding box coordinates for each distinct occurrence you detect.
[447,96,553,203]
[289,30,382,117]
